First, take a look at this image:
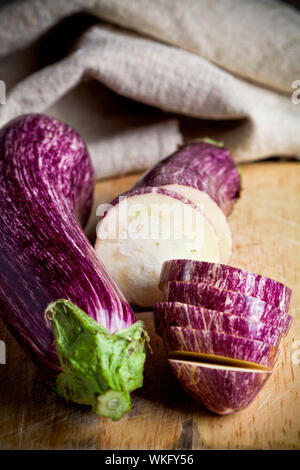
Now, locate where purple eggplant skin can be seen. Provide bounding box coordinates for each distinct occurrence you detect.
[133,142,241,216]
[164,326,278,369]
[164,281,292,334]
[0,114,136,377]
[169,359,272,415]
[159,259,292,312]
[154,302,282,347]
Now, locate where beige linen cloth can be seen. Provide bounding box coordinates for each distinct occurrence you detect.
[0,0,299,180]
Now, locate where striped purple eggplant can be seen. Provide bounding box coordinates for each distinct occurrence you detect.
[0,114,146,420]
[95,186,220,307]
[134,140,239,264]
[164,281,292,334]
[95,140,241,307]
[169,359,272,415]
[154,302,282,346]
[133,141,241,216]
[159,259,292,311]
[164,326,278,369]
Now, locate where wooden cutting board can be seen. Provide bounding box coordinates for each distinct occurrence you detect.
[0,162,299,450]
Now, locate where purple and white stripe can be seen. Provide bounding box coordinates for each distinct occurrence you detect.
[164,326,278,369]
[164,281,292,334]
[154,302,282,346]
[0,114,136,377]
[134,142,241,216]
[160,259,292,311]
[169,359,272,415]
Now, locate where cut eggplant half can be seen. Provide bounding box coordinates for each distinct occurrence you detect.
[163,326,278,369]
[159,259,292,311]
[164,281,292,333]
[162,185,232,263]
[169,358,272,415]
[95,187,220,307]
[154,302,282,346]
[133,141,241,216]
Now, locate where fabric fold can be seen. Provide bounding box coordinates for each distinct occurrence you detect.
[0,0,299,180]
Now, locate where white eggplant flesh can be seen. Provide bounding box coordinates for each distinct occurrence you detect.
[95,187,220,307]
[163,184,232,263]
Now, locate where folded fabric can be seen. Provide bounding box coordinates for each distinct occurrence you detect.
[0,0,299,180]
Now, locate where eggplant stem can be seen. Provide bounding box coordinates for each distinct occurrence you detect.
[45,299,147,420]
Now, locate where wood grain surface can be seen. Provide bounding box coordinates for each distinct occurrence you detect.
[0,162,299,449]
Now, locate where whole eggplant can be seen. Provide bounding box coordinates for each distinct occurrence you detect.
[0,114,146,420]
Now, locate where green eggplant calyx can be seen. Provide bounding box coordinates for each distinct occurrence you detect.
[45,299,147,421]
[200,137,224,148]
